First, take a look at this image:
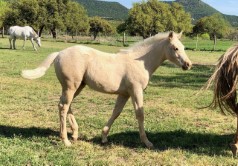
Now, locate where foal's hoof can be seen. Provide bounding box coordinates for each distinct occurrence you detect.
[63,139,72,147]
[72,136,78,142]
[145,141,154,149]
[230,143,238,157]
[101,137,108,144]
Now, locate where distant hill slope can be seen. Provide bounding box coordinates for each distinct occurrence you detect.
[76,0,238,26]
[172,0,219,20]
[75,0,128,20]
[164,0,238,26]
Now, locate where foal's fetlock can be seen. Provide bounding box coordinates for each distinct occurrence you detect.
[230,143,238,157]
[101,126,109,144]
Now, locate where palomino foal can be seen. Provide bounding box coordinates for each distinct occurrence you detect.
[21,32,192,148]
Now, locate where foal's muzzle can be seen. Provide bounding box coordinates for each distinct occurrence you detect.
[182,62,192,70]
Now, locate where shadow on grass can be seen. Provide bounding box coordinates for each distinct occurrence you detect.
[89,130,234,156]
[0,125,234,156]
[0,47,11,50]
[0,125,58,138]
[150,63,214,89]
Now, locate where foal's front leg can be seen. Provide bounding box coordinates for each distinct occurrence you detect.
[131,87,154,149]
[102,94,129,143]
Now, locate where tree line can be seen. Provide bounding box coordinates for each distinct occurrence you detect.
[0,0,115,39]
[0,0,236,43]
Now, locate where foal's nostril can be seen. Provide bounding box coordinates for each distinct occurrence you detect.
[182,62,192,70]
[186,62,189,67]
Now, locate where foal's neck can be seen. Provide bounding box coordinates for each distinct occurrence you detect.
[136,40,167,77]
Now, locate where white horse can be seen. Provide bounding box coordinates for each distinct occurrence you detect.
[21,32,192,148]
[8,26,41,51]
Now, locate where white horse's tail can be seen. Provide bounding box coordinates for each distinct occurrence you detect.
[21,52,59,79]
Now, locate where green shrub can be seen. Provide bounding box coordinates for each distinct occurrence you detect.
[200,33,210,40]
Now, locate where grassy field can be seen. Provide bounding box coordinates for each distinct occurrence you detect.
[0,37,238,165]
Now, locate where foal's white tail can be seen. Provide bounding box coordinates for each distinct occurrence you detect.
[21,52,59,79]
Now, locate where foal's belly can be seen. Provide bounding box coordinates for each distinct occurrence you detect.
[83,56,129,94]
[84,73,127,94]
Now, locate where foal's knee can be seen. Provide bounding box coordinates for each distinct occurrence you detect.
[58,98,69,115]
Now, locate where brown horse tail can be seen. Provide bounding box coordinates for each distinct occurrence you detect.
[205,45,238,115]
[21,52,59,80]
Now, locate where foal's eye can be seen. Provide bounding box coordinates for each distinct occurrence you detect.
[174,47,179,51]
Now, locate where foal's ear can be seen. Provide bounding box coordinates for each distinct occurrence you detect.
[168,31,174,40]
[177,31,183,39]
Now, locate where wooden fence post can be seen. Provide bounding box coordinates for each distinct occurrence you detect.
[123,32,126,46]
[195,34,199,50]
[1,27,4,38]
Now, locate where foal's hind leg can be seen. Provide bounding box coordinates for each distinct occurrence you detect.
[68,84,85,142]
[68,107,78,142]
[58,88,76,146]
[102,94,129,143]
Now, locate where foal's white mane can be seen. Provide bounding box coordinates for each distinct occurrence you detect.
[119,32,170,54]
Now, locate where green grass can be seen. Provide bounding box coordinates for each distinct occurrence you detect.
[182,37,237,52]
[0,37,238,165]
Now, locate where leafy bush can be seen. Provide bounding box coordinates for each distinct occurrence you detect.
[200,33,210,40]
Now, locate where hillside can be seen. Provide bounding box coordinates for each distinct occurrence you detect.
[174,0,219,19]
[75,0,238,26]
[75,0,128,20]
[164,0,238,26]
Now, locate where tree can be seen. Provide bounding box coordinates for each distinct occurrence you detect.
[227,28,238,41]
[0,0,8,26]
[169,2,192,33]
[193,13,231,50]
[43,0,66,38]
[125,0,192,38]
[2,0,89,38]
[89,16,114,40]
[3,0,39,28]
[117,22,127,34]
[0,0,9,37]
[64,1,89,38]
